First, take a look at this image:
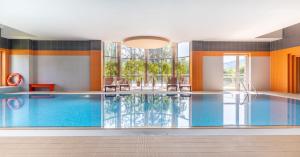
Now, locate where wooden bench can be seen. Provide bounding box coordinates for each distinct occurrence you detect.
[29,84,55,91]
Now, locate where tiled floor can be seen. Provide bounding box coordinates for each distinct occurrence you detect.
[1,136,300,157]
[260,91,300,100]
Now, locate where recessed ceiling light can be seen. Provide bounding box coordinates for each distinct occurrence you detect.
[123,36,170,49]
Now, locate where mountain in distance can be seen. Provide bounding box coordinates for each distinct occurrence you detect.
[224,58,245,68]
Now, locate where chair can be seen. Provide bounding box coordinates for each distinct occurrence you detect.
[167,77,178,91]
[119,78,130,91]
[179,77,191,91]
[104,78,117,92]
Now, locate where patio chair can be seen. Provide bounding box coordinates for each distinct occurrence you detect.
[104,77,117,92]
[167,77,178,91]
[179,77,191,91]
[119,78,130,91]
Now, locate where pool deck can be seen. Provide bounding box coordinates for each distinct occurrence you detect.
[1,135,300,157]
[1,127,300,137]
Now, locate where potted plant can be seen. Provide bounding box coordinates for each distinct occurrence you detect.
[136,79,141,87]
[148,62,160,88]
[105,60,117,78]
[161,61,171,83]
[176,60,188,83]
[123,60,136,82]
[135,60,145,87]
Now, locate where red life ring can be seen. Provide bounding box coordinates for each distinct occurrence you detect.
[7,73,23,86]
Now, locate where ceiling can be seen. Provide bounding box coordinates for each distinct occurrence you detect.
[1,0,300,42]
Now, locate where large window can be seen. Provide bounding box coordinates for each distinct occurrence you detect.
[177,42,190,84]
[104,42,190,89]
[121,46,146,86]
[147,46,173,87]
[104,42,118,78]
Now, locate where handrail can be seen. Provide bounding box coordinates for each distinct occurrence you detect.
[240,81,249,94]
[239,81,250,105]
[240,94,249,105]
[239,80,258,96]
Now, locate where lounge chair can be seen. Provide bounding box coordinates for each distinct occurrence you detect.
[119,78,130,91]
[167,77,178,91]
[104,78,117,92]
[179,77,191,91]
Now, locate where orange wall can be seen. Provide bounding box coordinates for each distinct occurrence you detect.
[270,46,300,93]
[90,51,103,91]
[191,51,270,91]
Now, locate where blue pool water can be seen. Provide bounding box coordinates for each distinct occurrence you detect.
[0,93,299,128]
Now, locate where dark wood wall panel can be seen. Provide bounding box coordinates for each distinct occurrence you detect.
[32,40,91,50]
[0,38,102,51]
[192,41,270,51]
[0,37,9,49]
[9,39,32,49]
[270,23,300,51]
[270,36,300,51]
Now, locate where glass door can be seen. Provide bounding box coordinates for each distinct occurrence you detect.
[223,55,248,91]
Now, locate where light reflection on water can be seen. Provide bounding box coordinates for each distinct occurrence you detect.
[0,93,299,128]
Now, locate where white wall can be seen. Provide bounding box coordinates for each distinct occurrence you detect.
[32,56,90,91]
[250,57,270,91]
[10,55,30,90]
[10,55,90,91]
[203,56,224,91]
[202,56,270,91]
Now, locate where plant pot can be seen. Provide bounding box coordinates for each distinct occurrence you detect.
[152,79,155,88]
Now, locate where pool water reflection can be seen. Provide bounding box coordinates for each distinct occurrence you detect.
[0,94,299,128]
[103,94,190,128]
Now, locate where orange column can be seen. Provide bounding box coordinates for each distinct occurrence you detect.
[1,49,10,86]
[288,55,300,93]
[270,50,289,92]
[296,57,300,93]
[0,50,2,86]
[90,50,103,91]
[293,56,297,93]
[191,51,203,91]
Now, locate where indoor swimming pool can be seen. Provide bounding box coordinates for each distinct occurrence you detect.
[0,93,299,128]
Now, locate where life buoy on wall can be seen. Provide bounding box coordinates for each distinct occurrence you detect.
[6,73,24,86]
